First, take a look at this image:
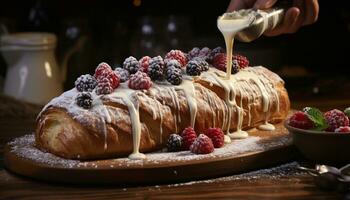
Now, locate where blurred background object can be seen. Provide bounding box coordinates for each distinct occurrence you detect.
[0,0,349,104]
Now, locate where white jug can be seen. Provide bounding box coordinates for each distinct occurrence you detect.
[1,32,82,105]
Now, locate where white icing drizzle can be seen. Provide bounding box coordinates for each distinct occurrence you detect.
[175,80,197,128]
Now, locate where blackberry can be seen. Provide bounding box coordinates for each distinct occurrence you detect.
[187,47,200,60]
[231,60,239,74]
[74,74,97,92]
[123,56,140,74]
[166,67,182,85]
[192,57,209,72]
[114,67,130,82]
[165,59,182,70]
[148,56,165,81]
[198,47,211,59]
[186,60,202,76]
[209,46,224,62]
[167,134,183,152]
[76,92,93,109]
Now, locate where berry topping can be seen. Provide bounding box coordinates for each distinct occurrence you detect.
[198,47,211,60]
[212,53,226,71]
[97,70,120,89]
[166,66,183,85]
[186,60,202,76]
[139,56,151,73]
[76,92,93,109]
[181,127,197,150]
[114,68,130,83]
[167,134,183,152]
[165,50,187,67]
[94,62,112,78]
[190,134,214,154]
[288,111,314,130]
[192,57,209,72]
[165,59,182,70]
[187,47,200,60]
[204,128,224,148]
[148,56,165,81]
[234,54,249,69]
[231,60,239,74]
[335,126,350,133]
[209,46,224,62]
[128,71,153,90]
[123,56,140,74]
[96,78,114,95]
[74,74,97,92]
[324,109,349,132]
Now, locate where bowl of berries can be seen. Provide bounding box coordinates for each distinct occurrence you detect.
[285,107,350,164]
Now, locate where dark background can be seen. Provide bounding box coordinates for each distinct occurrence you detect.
[0,0,349,101]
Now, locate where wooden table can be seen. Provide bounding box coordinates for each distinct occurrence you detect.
[0,96,349,200]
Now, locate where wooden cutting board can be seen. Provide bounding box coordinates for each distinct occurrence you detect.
[4,122,296,184]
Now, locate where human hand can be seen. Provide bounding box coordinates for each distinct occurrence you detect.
[227,0,319,36]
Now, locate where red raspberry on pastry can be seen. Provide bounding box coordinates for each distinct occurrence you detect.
[165,50,187,67]
[190,134,214,154]
[212,53,227,71]
[233,54,249,69]
[96,78,114,95]
[128,71,153,90]
[335,126,350,133]
[204,128,224,148]
[97,70,120,89]
[181,127,197,150]
[324,109,350,132]
[288,111,314,130]
[139,56,151,73]
[94,62,113,78]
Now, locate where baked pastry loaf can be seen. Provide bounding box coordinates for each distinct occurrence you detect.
[36,66,290,160]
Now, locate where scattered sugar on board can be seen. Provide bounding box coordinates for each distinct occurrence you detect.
[8,134,291,169]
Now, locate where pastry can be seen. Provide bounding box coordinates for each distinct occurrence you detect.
[35,51,290,160]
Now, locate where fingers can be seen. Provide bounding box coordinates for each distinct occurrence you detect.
[264,7,300,36]
[303,0,319,25]
[253,0,278,9]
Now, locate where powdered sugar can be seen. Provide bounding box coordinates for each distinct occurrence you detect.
[8,133,292,169]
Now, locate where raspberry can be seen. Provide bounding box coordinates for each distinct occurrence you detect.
[165,50,187,67]
[139,56,151,73]
[167,134,183,152]
[181,127,197,150]
[94,62,112,78]
[166,66,182,85]
[234,54,249,69]
[187,47,200,60]
[324,109,350,132]
[212,53,227,71]
[97,70,120,89]
[74,74,97,92]
[288,111,314,129]
[114,68,130,83]
[335,126,350,133]
[198,47,211,61]
[209,46,224,62]
[186,60,202,76]
[76,92,93,109]
[148,56,165,81]
[128,71,153,90]
[96,78,114,95]
[204,128,224,148]
[190,134,214,154]
[192,57,209,72]
[165,59,182,70]
[123,56,140,74]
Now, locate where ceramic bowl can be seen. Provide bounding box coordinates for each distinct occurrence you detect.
[284,121,350,164]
